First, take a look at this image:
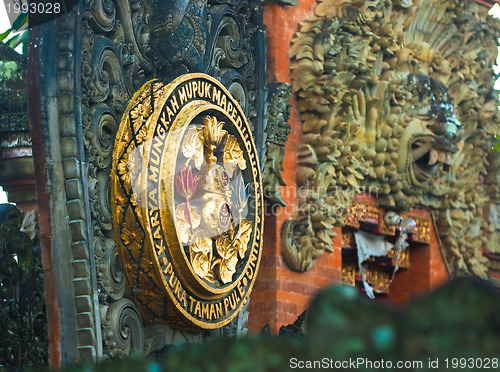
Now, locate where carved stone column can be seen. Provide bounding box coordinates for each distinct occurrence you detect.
[29,0,268,367]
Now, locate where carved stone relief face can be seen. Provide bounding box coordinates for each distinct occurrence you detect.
[289,0,500,276]
[396,74,463,189]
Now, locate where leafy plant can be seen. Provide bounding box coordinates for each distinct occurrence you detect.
[0,5,28,55]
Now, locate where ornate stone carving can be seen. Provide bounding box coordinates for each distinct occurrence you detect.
[285,0,499,275]
[281,219,316,272]
[35,0,267,363]
[263,83,292,206]
[100,299,144,356]
[149,0,207,76]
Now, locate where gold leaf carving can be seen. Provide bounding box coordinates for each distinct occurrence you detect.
[189,238,215,282]
[213,219,253,284]
[182,126,205,170]
[130,102,152,132]
[233,219,252,259]
[175,203,201,244]
[199,115,227,163]
[117,147,142,193]
[120,208,144,261]
[136,126,148,145]
[215,233,238,284]
[223,135,247,177]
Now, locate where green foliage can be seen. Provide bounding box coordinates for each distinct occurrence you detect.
[49,279,500,372]
[0,60,20,80]
[0,8,28,55]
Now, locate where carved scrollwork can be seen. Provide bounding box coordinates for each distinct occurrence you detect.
[83,103,118,169]
[80,0,153,360]
[86,37,131,111]
[215,15,244,69]
[86,0,116,32]
[101,299,144,356]
[263,83,292,206]
[95,238,126,301]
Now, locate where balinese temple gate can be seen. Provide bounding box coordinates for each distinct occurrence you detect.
[1,0,496,368]
[29,0,267,365]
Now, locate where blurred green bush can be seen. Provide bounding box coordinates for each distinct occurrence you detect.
[38,278,499,372]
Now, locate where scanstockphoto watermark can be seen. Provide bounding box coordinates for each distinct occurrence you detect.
[290,357,500,370]
[290,358,425,370]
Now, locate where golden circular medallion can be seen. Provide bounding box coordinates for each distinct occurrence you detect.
[111,74,264,330]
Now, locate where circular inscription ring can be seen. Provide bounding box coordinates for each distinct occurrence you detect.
[111,74,264,330]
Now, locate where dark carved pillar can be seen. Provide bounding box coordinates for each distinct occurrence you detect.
[29,0,268,367]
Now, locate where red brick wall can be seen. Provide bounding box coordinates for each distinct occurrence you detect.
[248,0,343,334]
[248,0,450,334]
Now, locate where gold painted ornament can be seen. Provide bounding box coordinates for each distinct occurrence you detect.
[111,74,264,330]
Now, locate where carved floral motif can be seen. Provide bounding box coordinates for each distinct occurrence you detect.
[173,115,252,285]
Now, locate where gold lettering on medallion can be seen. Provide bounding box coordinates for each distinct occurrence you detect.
[215,302,223,318]
[248,248,258,268]
[148,188,158,208]
[180,291,187,308]
[174,280,182,298]
[170,96,179,113]
[169,271,177,288]
[153,225,162,239]
[150,211,160,227]
[235,115,242,128]
[201,303,210,320]
[204,82,211,99]
[246,265,254,281]
[179,86,188,105]
[212,87,221,105]
[228,291,237,310]
[189,295,195,313]
[166,106,175,122]
[194,300,201,317]
[155,242,165,255]
[219,94,227,111]
[209,303,216,320]
[192,82,198,98]
[164,263,173,275]
[237,281,245,298]
[196,81,204,97]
